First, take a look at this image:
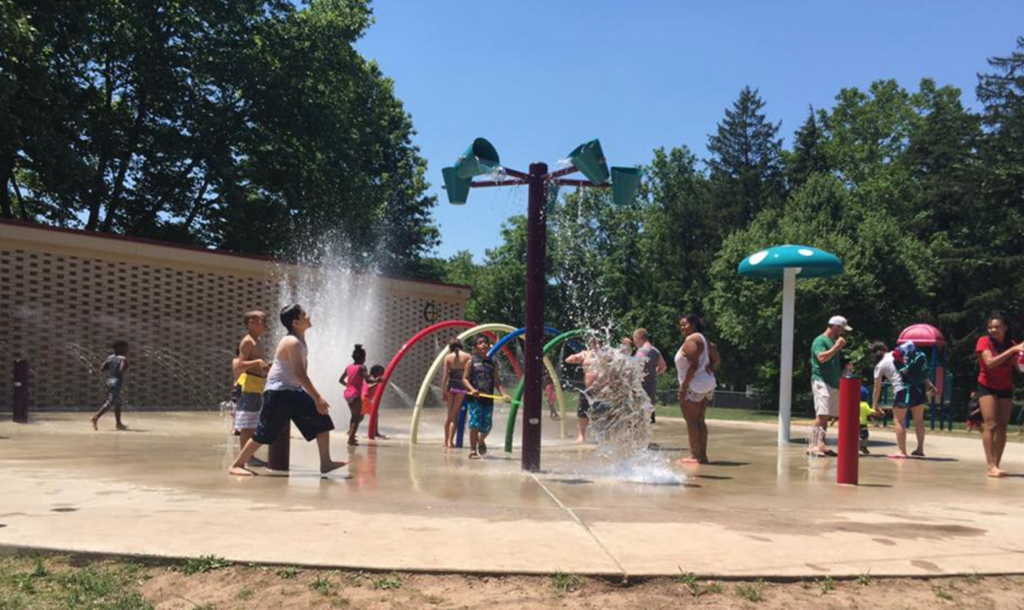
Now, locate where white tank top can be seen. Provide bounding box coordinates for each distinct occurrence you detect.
[265,337,308,391]
[675,332,716,393]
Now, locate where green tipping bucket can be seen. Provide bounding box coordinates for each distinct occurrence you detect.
[442,166,471,205]
[567,139,610,185]
[611,166,642,206]
[455,138,500,179]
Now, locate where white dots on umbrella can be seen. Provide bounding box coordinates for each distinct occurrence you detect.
[749,250,769,265]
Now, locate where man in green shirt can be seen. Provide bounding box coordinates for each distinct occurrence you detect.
[809,315,851,456]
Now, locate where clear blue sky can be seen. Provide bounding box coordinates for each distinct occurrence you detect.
[355,1,1024,262]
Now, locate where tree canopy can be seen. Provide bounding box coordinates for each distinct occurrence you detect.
[1,0,438,273]
[428,37,1024,406]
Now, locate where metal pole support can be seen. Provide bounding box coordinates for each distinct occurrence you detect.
[13,359,29,423]
[837,374,861,486]
[521,161,548,472]
[267,422,290,471]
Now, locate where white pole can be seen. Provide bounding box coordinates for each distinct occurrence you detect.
[778,267,797,444]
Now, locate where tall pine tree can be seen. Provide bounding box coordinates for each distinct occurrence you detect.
[706,86,785,229]
[785,107,830,190]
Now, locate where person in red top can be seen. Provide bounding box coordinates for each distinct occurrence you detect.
[975,311,1024,477]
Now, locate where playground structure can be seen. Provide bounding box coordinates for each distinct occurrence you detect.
[879,323,955,430]
[367,319,590,451]
[440,137,640,471]
[408,324,566,444]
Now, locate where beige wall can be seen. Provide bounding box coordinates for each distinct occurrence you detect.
[0,221,470,411]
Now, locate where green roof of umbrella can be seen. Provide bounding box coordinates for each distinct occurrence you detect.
[737,245,843,279]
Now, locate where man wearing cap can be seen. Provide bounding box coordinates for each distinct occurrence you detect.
[808,315,851,456]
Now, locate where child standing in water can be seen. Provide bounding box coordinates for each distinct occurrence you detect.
[340,344,369,446]
[91,340,130,431]
[442,339,471,449]
[361,364,386,436]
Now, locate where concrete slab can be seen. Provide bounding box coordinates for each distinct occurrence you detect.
[0,409,1022,578]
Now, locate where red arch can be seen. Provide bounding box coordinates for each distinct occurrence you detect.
[368,320,522,438]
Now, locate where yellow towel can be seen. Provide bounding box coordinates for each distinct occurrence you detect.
[237,372,266,394]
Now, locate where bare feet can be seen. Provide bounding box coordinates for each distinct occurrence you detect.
[90,418,98,431]
[911,449,925,458]
[888,452,908,459]
[469,451,481,460]
[228,466,256,477]
[575,435,585,443]
[320,460,348,474]
[478,440,486,455]
[115,423,128,431]
[347,438,359,447]
[987,467,1008,478]
[675,456,701,465]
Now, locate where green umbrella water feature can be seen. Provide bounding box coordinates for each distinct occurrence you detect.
[738,245,843,444]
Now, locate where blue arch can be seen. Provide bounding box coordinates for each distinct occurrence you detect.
[486,326,563,358]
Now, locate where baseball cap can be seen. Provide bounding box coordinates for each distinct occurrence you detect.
[828,315,853,331]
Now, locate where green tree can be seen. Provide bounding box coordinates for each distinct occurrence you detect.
[1,0,438,273]
[706,174,936,393]
[784,107,830,189]
[635,146,714,345]
[706,86,785,229]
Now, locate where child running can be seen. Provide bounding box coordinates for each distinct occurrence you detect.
[340,344,369,446]
[228,304,346,476]
[91,340,130,431]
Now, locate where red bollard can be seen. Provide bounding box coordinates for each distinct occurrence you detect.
[267,422,290,471]
[837,375,861,485]
[13,359,29,423]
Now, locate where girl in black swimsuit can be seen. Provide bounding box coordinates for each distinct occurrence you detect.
[442,338,470,449]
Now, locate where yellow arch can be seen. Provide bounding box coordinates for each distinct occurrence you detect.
[409,323,566,444]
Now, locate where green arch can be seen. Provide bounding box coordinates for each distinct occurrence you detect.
[504,328,590,453]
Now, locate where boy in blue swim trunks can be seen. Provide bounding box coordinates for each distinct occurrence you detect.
[462,336,509,459]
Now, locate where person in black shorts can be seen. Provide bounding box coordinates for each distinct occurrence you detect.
[228,304,347,476]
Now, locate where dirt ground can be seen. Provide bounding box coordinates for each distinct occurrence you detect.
[3,554,1024,610]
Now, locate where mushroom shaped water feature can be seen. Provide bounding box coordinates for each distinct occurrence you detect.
[738,245,843,444]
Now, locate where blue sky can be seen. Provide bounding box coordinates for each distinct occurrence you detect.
[356,1,1024,261]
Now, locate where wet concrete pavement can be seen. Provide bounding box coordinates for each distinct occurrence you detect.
[1,408,1022,577]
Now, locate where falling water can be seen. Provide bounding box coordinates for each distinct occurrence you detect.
[274,244,383,422]
[583,345,654,459]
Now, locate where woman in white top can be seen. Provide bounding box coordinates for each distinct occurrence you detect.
[674,314,720,465]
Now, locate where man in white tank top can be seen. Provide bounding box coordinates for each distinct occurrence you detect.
[228,304,347,477]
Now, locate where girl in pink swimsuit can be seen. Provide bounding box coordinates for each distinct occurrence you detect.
[340,344,369,446]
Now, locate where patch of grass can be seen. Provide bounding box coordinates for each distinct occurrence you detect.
[347,570,367,587]
[735,579,766,603]
[276,566,300,579]
[963,572,983,585]
[180,555,232,575]
[193,605,218,610]
[551,571,584,596]
[857,572,872,586]
[29,556,49,579]
[236,586,254,600]
[372,572,403,591]
[933,585,955,601]
[311,575,335,596]
[2,559,156,610]
[676,568,720,597]
[820,575,835,594]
